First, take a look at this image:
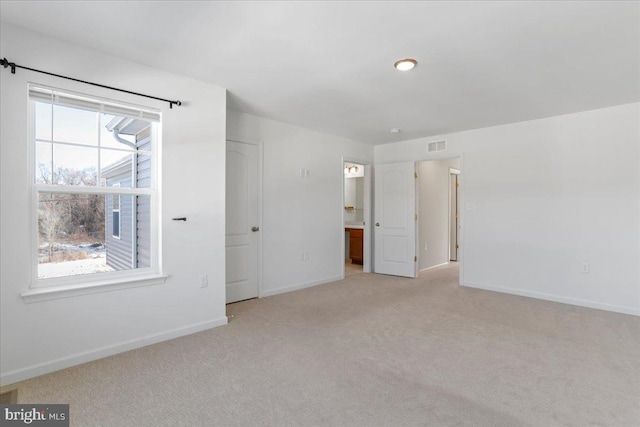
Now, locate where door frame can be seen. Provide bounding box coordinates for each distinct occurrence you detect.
[226,137,264,298]
[341,158,372,276]
[448,168,461,262]
[412,153,465,285]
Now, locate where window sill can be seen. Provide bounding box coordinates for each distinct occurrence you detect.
[21,274,169,304]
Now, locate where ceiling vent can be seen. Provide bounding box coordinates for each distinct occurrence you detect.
[427,140,446,153]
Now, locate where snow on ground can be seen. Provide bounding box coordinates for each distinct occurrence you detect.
[38,242,105,262]
[38,252,114,279]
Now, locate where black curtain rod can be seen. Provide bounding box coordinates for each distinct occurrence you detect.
[1,57,182,109]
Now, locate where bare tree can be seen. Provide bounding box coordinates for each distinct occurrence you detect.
[37,162,53,184]
[37,164,105,262]
[39,195,67,262]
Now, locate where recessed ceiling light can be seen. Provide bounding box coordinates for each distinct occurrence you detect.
[390,128,401,133]
[394,58,417,71]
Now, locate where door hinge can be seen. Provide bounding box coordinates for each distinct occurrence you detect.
[414,213,418,220]
[456,244,459,249]
[456,182,460,187]
[414,256,417,262]
[414,172,418,179]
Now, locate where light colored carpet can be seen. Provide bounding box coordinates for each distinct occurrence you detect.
[6,264,640,426]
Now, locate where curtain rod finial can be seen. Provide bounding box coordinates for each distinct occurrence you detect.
[1,58,16,74]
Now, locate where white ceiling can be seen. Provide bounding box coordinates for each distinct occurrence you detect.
[1,1,639,144]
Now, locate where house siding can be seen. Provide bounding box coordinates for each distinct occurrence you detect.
[105,168,134,271]
[103,124,152,271]
[136,127,152,268]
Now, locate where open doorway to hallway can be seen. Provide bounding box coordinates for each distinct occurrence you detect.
[417,157,462,275]
[344,161,366,277]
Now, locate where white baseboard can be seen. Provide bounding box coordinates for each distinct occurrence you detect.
[419,262,450,272]
[463,282,640,316]
[0,316,228,387]
[262,275,343,298]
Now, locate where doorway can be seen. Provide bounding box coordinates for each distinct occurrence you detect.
[372,156,463,282]
[416,158,462,273]
[343,161,371,277]
[225,140,261,304]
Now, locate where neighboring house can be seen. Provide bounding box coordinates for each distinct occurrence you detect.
[102,117,152,271]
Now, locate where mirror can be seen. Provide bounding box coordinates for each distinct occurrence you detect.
[344,162,364,224]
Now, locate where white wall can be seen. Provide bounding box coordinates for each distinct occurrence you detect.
[0,24,228,385]
[376,103,640,315]
[227,110,373,296]
[418,158,460,270]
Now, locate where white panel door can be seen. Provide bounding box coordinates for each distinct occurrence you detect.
[226,141,259,303]
[374,162,417,277]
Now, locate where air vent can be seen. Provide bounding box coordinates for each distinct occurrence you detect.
[427,140,447,153]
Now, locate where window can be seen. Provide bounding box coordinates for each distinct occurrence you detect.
[30,85,161,288]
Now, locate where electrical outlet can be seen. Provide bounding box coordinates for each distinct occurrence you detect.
[199,275,208,288]
[300,251,309,261]
[424,243,428,251]
[582,263,590,274]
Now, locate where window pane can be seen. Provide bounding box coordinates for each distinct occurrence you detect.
[53,105,98,146]
[35,102,52,141]
[112,210,120,238]
[100,149,135,188]
[35,142,53,184]
[53,144,98,185]
[38,193,151,278]
[38,192,110,279]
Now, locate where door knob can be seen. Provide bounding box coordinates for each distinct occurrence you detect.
[375,222,380,227]
[251,226,260,232]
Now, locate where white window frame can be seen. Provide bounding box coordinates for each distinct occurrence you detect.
[23,84,166,302]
